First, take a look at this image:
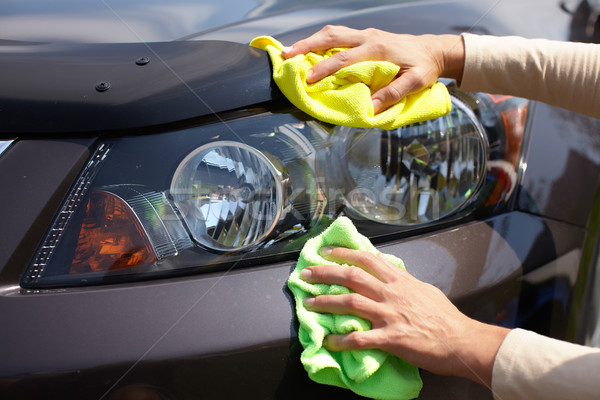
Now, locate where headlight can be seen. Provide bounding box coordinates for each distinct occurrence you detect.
[22,88,529,288]
[170,141,284,251]
[323,96,487,225]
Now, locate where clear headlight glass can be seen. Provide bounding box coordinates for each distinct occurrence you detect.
[170,141,283,251]
[322,97,487,225]
[22,89,529,288]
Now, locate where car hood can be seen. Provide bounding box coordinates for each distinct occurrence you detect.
[0,0,415,44]
[0,0,571,135]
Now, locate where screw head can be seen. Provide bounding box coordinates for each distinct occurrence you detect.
[135,57,150,66]
[95,81,111,92]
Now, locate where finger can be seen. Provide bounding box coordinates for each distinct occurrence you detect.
[324,330,387,352]
[371,69,433,113]
[301,264,384,300]
[282,25,363,59]
[306,46,370,83]
[319,247,401,282]
[304,293,382,324]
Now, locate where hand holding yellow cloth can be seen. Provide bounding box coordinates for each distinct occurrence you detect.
[250,36,451,130]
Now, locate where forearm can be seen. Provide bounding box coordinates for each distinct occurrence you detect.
[492,329,600,400]
[460,33,600,119]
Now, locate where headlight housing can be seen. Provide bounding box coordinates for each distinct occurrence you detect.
[22,88,529,288]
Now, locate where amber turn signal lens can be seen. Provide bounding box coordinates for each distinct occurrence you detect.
[70,190,157,274]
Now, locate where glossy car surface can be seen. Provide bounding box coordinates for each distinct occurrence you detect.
[1,0,600,399]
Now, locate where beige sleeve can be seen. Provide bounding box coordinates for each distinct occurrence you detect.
[459,33,600,119]
[491,328,600,400]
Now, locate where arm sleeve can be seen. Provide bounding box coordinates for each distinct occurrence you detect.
[459,33,600,119]
[491,328,600,400]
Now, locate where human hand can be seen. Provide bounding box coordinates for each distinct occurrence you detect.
[281,25,465,114]
[300,246,509,387]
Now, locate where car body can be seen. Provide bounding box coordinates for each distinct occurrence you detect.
[1,0,600,399]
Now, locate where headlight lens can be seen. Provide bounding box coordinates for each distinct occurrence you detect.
[22,89,529,288]
[170,141,283,251]
[325,96,487,225]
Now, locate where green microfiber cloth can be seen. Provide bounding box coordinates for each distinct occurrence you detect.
[288,216,422,399]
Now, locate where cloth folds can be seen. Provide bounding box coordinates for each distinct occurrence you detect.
[250,36,451,130]
[288,216,422,399]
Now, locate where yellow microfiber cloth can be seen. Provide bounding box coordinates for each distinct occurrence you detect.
[288,216,422,399]
[250,36,451,130]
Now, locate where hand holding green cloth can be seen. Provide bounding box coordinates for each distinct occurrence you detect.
[250,36,451,130]
[288,216,422,399]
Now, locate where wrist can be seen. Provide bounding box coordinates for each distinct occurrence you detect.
[454,320,510,387]
[438,34,466,82]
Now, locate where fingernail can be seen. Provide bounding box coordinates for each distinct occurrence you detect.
[372,98,382,114]
[304,296,315,307]
[306,69,313,82]
[300,268,312,280]
[319,246,332,257]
